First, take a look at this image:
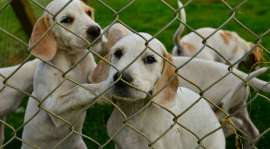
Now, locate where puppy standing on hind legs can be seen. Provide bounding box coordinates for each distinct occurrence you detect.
[21,0,108,148]
[90,33,225,148]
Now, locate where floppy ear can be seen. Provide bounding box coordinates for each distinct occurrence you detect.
[91,35,108,58]
[107,23,133,51]
[250,43,261,63]
[29,14,57,61]
[152,53,179,108]
[89,53,112,105]
[89,54,111,83]
[90,24,128,83]
[243,43,261,70]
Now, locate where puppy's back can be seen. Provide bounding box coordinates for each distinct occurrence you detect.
[173,87,225,148]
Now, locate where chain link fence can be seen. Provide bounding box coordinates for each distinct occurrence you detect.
[0,0,52,67]
[0,0,270,148]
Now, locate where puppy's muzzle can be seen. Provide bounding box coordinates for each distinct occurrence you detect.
[87,26,101,38]
[113,72,133,88]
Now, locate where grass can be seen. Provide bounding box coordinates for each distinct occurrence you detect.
[1,0,270,148]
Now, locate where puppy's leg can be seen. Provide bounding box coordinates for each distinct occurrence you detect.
[222,117,243,137]
[0,117,5,146]
[234,105,259,149]
[42,81,110,127]
[222,96,259,148]
[77,139,87,149]
[219,68,264,148]
[115,144,120,149]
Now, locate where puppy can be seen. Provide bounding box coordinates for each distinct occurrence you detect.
[215,67,267,148]
[0,59,38,146]
[91,23,133,58]
[92,23,269,148]
[173,57,267,148]
[90,33,225,148]
[1,22,268,148]
[21,0,108,148]
[172,0,261,70]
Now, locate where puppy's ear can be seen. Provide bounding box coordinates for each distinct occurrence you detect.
[89,53,111,83]
[29,15,57,61]
[244,43,261,70]
[107,23,133,51]
[250,44,261,63]
[89,53,112,105]
[91,35,108,58]
[152,53,179,108]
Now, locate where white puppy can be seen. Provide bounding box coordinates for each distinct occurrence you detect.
[90,33,225,149]
[214,67,267,148]
[1,22,268,148]
[92,23,269,148]
[21,0,109,148]
[172,1,261,70]
[0,59,38,145]
[173,57,268,148]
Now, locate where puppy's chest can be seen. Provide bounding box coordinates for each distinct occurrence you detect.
[66,63,88,81]
[54,60,91,91]
[62,56,91,81]
[63,64,89,87]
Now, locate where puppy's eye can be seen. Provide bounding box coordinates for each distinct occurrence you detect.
[114,50,122,58]
[88,11,92,17]
[61,17,72,23]
[145,56,156,64]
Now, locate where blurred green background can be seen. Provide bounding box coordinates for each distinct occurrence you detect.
[1,0,269,148]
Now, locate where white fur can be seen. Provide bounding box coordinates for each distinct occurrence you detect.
[1,21,268,148]
[108,34,164,101]
[105,33,225,149]
[172,28,253,67]
[98,23,269,149]
[0,59,39,146]
[173,57,267,148]
[172,1,260,69]
[21,0,109,148]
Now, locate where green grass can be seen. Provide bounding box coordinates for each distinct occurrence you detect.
[1,0,270,148]
[0,1,29,66]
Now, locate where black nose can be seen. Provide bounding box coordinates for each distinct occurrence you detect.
[87,26,101,38]
[114,72,133,87]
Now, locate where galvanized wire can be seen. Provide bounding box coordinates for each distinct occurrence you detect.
[0,0,269,149]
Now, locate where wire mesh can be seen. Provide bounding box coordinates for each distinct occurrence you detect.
[0,0,28,67]
[0,0,269,149]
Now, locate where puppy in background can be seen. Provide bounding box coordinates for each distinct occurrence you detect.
[172,0,261,70]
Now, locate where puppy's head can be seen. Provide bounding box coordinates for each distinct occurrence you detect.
[29,0,102,60]
[90,32,178,108]
[242,42,262,70]
[107,23,133,51]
